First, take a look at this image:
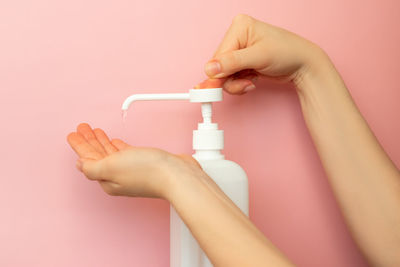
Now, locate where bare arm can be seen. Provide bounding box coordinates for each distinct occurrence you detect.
[166,158,293,267]
[198,14,400,266]
[295,53,400,266]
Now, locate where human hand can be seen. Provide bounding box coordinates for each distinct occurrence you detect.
[195,14,328,94]
[67,123,201,199]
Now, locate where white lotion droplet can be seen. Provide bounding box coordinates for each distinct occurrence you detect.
[122,110,128,123]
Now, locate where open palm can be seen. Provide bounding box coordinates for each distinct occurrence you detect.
[67,123,133,195]
[67,123,199,198]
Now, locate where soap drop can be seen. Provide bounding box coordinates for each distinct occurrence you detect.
[121,110,128,141]
[122,110,128,123]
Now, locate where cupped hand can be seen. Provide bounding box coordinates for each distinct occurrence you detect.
[67,123,201,199]
[195,14,327,94]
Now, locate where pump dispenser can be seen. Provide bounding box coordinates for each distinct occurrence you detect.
[122,88,248,267]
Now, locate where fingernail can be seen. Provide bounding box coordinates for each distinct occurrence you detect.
[205,61,221,76]
[243,84,256,92]
[250,76,258,83]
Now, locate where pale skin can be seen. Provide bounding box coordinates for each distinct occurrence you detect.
[67,14,400,267]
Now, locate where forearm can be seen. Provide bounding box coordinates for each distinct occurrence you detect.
[295,51,400,266]
[166,165,293,267]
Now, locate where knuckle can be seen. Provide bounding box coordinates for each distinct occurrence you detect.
[83,171,96,181]
[81,166,92,179]
[233,13,246,22]
[101,183,119,196]
[233,14,253,25]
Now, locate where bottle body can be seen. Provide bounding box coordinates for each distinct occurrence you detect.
[170,155,249,267]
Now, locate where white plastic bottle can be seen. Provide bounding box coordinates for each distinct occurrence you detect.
[122,88,249,267]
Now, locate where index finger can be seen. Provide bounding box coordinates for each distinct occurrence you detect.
[67,132,103,160]
[213,14,254,58]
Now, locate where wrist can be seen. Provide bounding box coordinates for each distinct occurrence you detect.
[294,48,333,89]
[292,46,352,126]
[161,156,207,203]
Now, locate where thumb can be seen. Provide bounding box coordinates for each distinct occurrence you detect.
[77,158,105,181]
[205,45,265,78]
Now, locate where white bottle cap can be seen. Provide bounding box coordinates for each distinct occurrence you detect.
[193,124,224,150]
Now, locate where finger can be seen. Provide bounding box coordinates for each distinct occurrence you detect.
[213,14,254,57]
[111,139,129,150]
[232,69,258,79]
[67,132,103,160]
[206,44,266,78]
[79,158,105,181]
[77,123,107,156]
[98,180,120,196]
[205,15,261,78]
[194,78,226,89]
[223,78,256,95]
[93,128,118,154]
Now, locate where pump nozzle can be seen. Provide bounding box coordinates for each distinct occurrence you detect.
[121,92,190,110]
[121,88,223,110]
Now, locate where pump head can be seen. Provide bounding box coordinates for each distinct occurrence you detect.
[121,88,224,153]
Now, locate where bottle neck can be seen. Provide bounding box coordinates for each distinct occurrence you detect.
[193,150,225,161]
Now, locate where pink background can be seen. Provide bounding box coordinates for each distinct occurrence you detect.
[1,0,399,266]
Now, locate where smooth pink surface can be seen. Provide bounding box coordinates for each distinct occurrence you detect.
[1,0,399,266]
